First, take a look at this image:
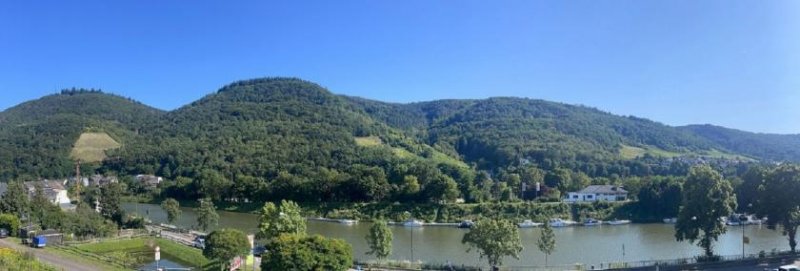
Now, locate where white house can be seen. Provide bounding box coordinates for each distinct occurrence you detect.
[25,180,72,206]
[565,185,628,203]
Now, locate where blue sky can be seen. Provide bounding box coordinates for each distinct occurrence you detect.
[1,1,798,133]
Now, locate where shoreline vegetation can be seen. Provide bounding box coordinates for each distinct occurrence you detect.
[129,196,639,224]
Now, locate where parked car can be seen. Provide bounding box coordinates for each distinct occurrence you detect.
[252,245,267,257]
[192,236,206,249]
[0,228,8,238]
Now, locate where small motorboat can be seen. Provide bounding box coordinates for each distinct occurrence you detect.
[403,219,424,227]
[606,219,631,225]
[548,218,576,227]
[583,218,602,226]
[338,219,357,225]
[518,220,543,228]
[458,220,475,229]
[662,218,677,224]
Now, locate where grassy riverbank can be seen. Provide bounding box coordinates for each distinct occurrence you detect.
[52,238,215,271]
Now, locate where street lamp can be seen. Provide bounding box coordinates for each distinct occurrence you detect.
[155,246,161,271]
[742,203,753,258]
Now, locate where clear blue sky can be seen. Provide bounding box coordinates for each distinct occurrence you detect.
[1,1,798,133]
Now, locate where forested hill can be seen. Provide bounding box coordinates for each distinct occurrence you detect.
[680,124,800,162]
[0,89,164,178]
[0,78,797,203]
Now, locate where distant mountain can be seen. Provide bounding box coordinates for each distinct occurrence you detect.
[680,124,800,162]
[0,78,797,203]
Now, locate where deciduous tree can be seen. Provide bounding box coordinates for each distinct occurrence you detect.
[537,222,556,266]
[257,200,306,240]
[755,164,800,252]
[462,219,523,268]
[674,165,736,258]
[160,198,181,224]
[365,219,392,261]
[196,198,219,232]
[203,228,250,270]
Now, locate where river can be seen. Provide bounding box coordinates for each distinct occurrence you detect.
[123,203,789,268]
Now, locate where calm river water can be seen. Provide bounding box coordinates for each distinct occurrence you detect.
[123,203,789,268]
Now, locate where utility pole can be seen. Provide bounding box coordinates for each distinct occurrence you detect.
[75,160,81,205]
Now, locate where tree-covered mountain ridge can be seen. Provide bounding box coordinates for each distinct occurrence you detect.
[1,77,798,204]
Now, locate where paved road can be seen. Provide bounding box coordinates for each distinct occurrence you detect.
[0,238,101,271]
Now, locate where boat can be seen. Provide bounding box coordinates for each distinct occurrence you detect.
[662,218,677,224]
[606,219,631,225]
[518,220,543,228]
[338,219,357,225]
[583,218,602,226]
[458,220,475,229]
[403,219,424,227]
[548,218,576,227]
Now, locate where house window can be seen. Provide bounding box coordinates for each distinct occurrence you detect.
[587,195,593,199]
[573,195,579,199]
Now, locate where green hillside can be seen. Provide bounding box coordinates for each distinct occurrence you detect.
[680,124,800,162]
[1,78,798,205]
[0,89,164,178]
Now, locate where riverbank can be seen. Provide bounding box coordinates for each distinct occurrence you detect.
[127,196,633,224]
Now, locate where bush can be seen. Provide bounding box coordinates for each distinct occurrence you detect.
[0,214,20,237]
[262,234,352,271]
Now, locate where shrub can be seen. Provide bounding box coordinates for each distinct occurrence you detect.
[0,214,20,237]
[262,234,352,271]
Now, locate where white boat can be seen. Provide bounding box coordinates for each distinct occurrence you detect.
[583,218,602,226]
[518,220,543,228]
[403,219,424,227]
[548,218,576,227]
[662,218,677,224]
[338,219,357,225]
[606,219,631,225]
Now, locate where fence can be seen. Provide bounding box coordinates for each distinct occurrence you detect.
[358,249,798,271]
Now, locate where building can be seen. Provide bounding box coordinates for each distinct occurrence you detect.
[135,174,163,188]
[24,180,72,206]
[564,185,628,203]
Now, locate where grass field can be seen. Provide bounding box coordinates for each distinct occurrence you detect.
[354,136,383,147]
[75,238,211,269]
[70,132,121,162]
[619,144,682,159]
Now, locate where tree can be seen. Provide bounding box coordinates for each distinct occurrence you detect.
[203,228,250,270]
[196,198,219,232]
[160,198,181,224]
[0,181,29,219]
[755,165,800,252]
[261,234,353,271]
[537,222,556,266]
[674,165,736,258]
[462,219,523,268]
[365,219,392,261]
[99,183,125,225]
[0,214,21,237]
[257,200,306,240]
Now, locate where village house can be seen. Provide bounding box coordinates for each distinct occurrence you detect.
[24,180,72,207]
[564,185,628,203]
[135,174,163,188]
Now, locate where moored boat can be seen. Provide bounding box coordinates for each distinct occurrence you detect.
[338,219,357,225]
[403,219,424,227]
[662,218,677,224]
[606,219,631,225]
[583,218,602,226]
[518,219,543,228]
[458,220,475,229]
[548,218,576,227]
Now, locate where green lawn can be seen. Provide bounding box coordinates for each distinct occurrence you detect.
[71,238,214,270]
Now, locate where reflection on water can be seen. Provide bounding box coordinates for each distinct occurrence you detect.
[124,203,789,267]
